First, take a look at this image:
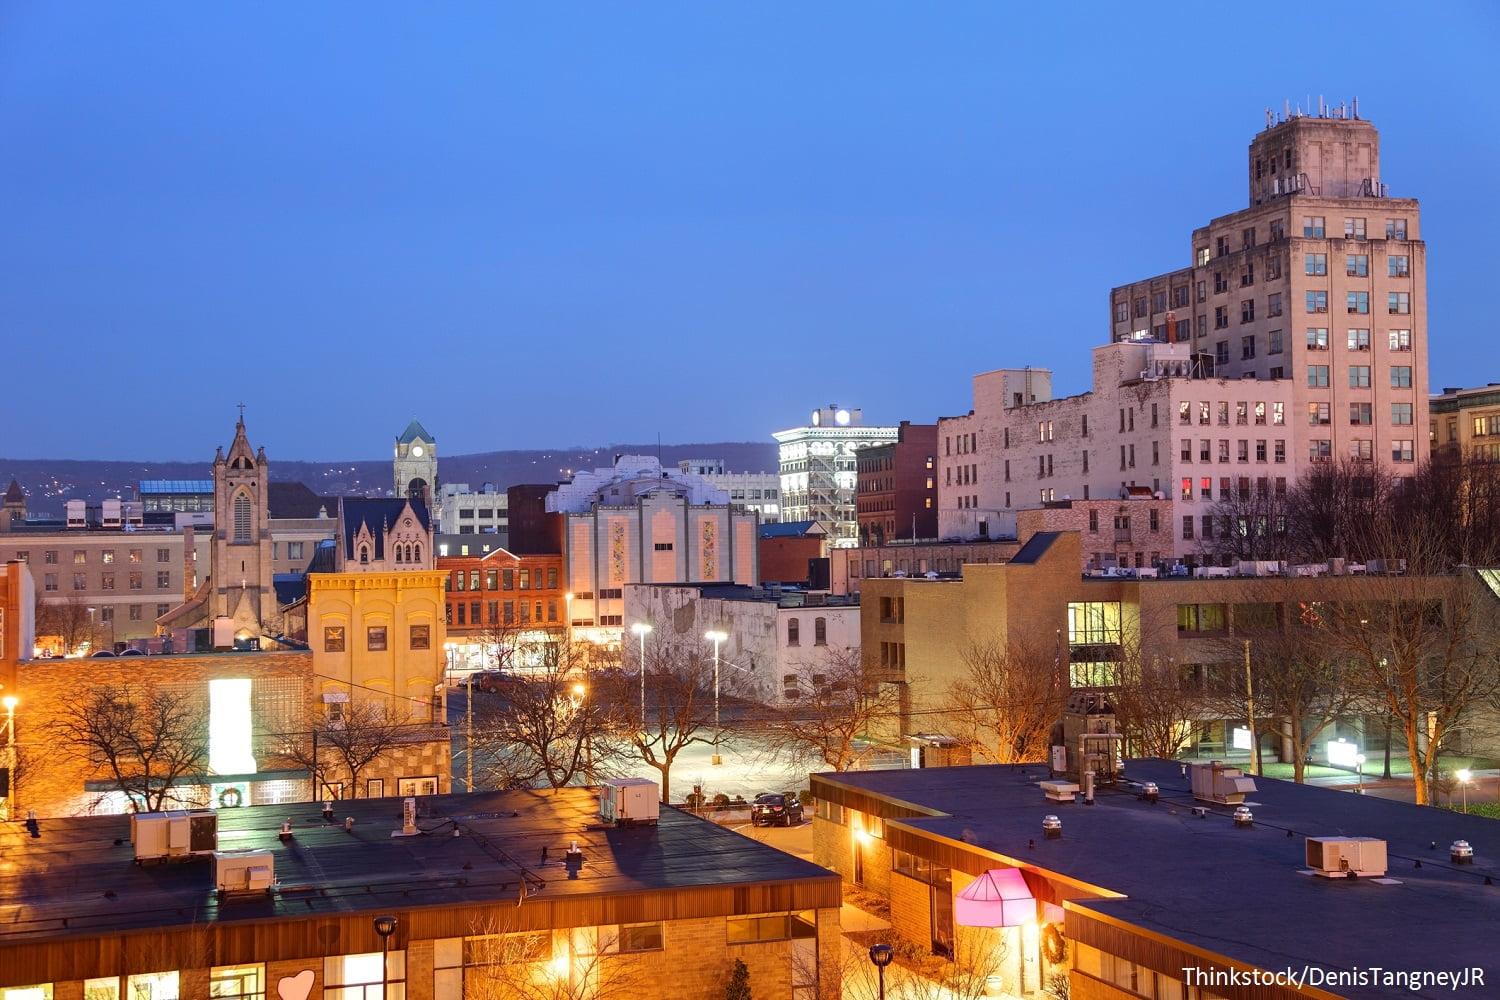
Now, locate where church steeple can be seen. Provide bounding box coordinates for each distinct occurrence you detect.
[225,411,259,471]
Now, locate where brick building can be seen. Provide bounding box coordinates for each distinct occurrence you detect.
[757,521,828,586]
[0,787,842,1000]
[1430,383,1500,463]
[855,421,938,546]
[437,546,566,673]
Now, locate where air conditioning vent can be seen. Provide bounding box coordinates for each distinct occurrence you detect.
[1305,837,1387,878]
[214,849,275,897]
[131,810,217,864]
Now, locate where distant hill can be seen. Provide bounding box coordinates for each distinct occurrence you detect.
[0,442,778,516]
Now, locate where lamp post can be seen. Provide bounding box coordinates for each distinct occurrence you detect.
[3,696,16,821]
[630,622,653,732]
[564,592,574,647]
[373,914,398,997]
[1456,768,1473,814]
[868,942,894,1000]
[1355,753,1365,795]
[464,672,475,794]
[704,630,728,765]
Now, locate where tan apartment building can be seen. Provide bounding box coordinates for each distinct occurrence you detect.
[861,529,1476,762]
[1110,111,1428,477]
[939,340,1299,562]
[0,787,842,1000]
[1430,383,1500,462]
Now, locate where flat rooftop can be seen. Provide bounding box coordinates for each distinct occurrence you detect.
[819,759,1498,998]
[0,787,834,946]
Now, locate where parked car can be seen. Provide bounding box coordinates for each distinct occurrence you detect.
[469,670,519,694]
[750,792,803,827]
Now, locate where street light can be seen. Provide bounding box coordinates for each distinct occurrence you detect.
[1456,768,1473,814]
[1355,753,1366,795]
[564,592,575,646]
[373,914,398,997]
[868,942,895,1000]
[630,622,653,730]
[704,630,728,765]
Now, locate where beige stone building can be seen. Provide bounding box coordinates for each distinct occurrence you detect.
[939,341,1299,561]
[1430,383,1500,462]
[1110,111,1429,476]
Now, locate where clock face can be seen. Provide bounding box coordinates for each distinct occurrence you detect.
[411,445,424,457]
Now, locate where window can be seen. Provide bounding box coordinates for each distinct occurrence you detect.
[410,625,430,650]
[232,494,252,543]
[1308,402,1330,426]
[618,922,665,953]
[1214,307,1228,330]
[1179,401,1191,425]
[2,986,55,1000]
[1303,216,1325,238]
[42,573,56,591]
[128,605,143,622]
[44,550,57,564]
[324,952,404,1000]
[1310,440,1333,463]
[1306,291,1328,313]
[1347,291,1369,314]
[1344,217,1366,239]
[1350,439,1374,462]
[1240,300,1255,324]
[1182,516,1194,540]
[129,549,142,563]
[1241,335,1256,359]
[653,542,673,551]
[1270,219,1285,241]
[1068,601,1122,645]
[1346,253,1368,277]
[1256,439,1267,462]
[1386,218,1408,240]
[1391,366,1413,388]
[72,572,86,591]
[84,980,119,1000]
[1347,328,1370,351]
[286,542,303,561]
[1349,366,1371,389]
[813,617,827,645]
[787,617,800,646]
[1388,291,1410,314]
[1267,292,1282,318]
[1214,340,1229,364]
[1393,440,1415,463]
[101,572,115,590]
[1392,402,1413,425]
[1389,329,1411,351]
[1218,439,1230,463]
[129,571,142,590]
[1350,402,1372,425]
[1308,365,1329,388]
[1268,330,1283,354]
[157,571,171,588]
[728,911,817,945]
[1304,253,1327,276]
[1240,263,1254,287]
[366,626,388,651]
[209,965,265,999]
[1389,254,1410,277]
[1177,603,1227,634]
[125,973,180,1000]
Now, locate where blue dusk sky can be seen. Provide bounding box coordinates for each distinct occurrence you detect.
[2,3,1497,460]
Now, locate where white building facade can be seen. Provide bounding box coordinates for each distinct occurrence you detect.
[548,456,759,643]
[677,459,781,524]
[773,406,897,549]
[624,583,860,707]
[439,482,508,537]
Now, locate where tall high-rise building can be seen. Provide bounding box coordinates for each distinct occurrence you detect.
[773,405,897,548]
[1110,108,1428,475]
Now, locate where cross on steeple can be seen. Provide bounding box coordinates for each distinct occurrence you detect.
[236,402,246,422]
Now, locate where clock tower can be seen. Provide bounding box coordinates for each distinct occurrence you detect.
[394,419,438,507]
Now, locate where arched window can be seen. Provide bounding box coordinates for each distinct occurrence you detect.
[232,493,252,543]
[405,544,414,563]
[359,545,370,565]
[394,545,404,564]
[787,617,800,647]
[413,543,422,563]
[814,617,827,646]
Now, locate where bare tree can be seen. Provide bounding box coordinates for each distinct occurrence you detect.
[834,928,1009,1000]
[50,684,208,812]
[279,699,416,800]
[472,638,619,790]
[946,639,1067,764]
[458,908,649,1000]
[35,592,106,656]
[761,646,902,772]
[1208,600,1362,782]
[1111,645,1201,760]
[1200,478,1295,565]
[1316,522,1500,804]
[602,639,715,802]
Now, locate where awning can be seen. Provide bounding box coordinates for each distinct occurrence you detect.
[955,867,1035,928]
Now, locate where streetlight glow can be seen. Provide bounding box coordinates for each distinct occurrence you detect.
[704,630,729,765]
[630,622,653,733]
[2,696,16,711]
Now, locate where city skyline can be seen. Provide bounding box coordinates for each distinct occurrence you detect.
[2,4,1497,458]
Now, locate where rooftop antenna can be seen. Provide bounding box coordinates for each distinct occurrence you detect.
[1284,99,1291,121]
[1318,94,1325,117]
[1352,96,1359,119]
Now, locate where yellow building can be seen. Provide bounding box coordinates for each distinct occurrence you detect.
[307,568,451,797]
[1430,383,1500,461]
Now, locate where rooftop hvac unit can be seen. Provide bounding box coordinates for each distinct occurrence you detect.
[131,810,218,863]
[214,849,275,897]
[1305,837,1387,878]
[599,777,660,826]
[1189,762,1257,805]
